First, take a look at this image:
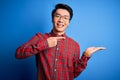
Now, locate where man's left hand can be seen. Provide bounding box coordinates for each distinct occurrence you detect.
[84,47,106,57]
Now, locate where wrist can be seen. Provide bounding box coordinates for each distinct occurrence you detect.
[83,52,92,57]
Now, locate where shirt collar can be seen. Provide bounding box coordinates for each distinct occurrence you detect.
[49,30,66,37]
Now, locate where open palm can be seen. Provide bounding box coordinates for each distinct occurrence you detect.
[84,47,106,57]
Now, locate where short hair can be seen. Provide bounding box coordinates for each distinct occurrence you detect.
[52,3,73,21]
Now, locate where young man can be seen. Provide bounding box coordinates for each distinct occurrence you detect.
[15,3,106,80]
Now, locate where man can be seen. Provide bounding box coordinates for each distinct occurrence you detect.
[15,3,106,80]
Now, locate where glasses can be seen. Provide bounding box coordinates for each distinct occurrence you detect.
[54,13,70,21]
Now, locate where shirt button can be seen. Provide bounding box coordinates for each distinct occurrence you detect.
[54,69,56,71]
[55,58,58,61]
[56,48,59,50]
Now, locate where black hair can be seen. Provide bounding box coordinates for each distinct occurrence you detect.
[52,3,73,20]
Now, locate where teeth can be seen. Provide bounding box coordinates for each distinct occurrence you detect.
[57,24,63,28]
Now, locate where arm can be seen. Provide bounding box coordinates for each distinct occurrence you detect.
[73,44,90,78]
[73,45,106,78]
[15,33,48,59]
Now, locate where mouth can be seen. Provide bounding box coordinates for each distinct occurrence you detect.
[57,23,64,28]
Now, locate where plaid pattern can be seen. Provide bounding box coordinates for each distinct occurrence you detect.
[16,31,90,80]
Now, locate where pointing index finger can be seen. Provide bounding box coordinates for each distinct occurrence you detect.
[55,37,66,40]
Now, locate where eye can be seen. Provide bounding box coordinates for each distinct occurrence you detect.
[55,14,60,18]
[64,17,69,20]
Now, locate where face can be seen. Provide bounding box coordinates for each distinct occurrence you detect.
[52,9,70,34]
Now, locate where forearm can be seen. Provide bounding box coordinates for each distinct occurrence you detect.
[15,33,48,59]
[74,54,90,78]
[15,39,48,59]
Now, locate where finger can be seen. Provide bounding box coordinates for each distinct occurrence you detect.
[93,47,106,53]
[55,37,66,40]
[97,47,106,50]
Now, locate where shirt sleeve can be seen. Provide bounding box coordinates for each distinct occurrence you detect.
[73,44,90,78]
[15,33,49,59]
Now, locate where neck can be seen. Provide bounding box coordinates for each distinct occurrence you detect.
[52,29,65,36]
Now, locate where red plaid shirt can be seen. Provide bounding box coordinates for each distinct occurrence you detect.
[16,31,90,80]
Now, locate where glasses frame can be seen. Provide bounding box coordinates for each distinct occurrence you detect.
[54,13,70,22]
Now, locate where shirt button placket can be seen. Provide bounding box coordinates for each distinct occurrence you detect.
[54,47,59,75]
[54,47,59,70]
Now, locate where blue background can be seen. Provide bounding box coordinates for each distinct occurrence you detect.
[0,0,120,80]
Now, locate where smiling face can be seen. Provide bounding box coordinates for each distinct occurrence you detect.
[52,9,70,35]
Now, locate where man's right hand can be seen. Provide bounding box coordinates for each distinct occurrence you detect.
[47,37,65,48]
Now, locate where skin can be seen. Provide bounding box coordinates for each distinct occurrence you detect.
[47,9,106,57]
[52,9,70,35]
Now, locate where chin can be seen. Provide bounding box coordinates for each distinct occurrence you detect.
[53,26,66,33]
[56,29,65,32]
[56,27,66,31]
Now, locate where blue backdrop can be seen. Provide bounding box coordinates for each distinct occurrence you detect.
[0,0,120,80]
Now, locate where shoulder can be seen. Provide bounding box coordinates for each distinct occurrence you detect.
[66,36,80,48]
[35,32,49,38]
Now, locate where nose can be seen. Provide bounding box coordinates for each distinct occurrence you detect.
[58,17,64,22]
